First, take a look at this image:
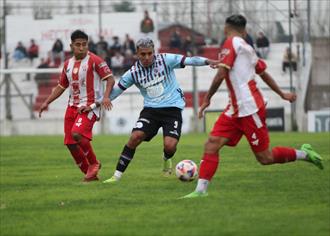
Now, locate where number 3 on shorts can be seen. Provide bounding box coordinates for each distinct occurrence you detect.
[174,121,178,129]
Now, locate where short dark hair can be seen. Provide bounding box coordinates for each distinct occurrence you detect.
[225,14,247,29]
[71,30,88,42]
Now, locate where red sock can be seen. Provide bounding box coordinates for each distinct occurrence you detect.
[199,153,220,181]
[79,136,97,165]
[272,147,296,163]
[67,145,89,174]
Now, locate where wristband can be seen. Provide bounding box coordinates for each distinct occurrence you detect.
[89,103,97,109]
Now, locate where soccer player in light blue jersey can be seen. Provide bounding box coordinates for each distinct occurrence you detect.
[102,38,220,183]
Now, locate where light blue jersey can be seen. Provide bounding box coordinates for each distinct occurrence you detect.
[110,53,208,109]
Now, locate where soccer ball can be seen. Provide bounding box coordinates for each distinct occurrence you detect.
[175,160,198,182]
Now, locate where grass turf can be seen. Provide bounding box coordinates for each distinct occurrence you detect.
[0,132,329,236]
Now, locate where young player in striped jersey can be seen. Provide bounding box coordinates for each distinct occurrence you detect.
[39,30,115,182]
[102,38,220,183]
[181,14,323,198]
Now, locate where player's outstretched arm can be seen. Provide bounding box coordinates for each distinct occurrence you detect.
[199,67,226,118]
[184,56,220,68]
[39,85,65,118]
[102,75,115,111]
[259,71,297,103]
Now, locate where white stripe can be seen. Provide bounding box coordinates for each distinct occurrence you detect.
[252,112,263,128]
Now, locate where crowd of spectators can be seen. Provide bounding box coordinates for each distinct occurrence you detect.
[88,33,137,75]
[12,33,138,77]
[11,11,156,76]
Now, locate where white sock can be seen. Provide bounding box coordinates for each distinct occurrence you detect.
[195,179,209,193]
[113,170,123,180]
[296,150,307,160]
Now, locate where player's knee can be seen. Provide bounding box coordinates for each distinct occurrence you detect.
[71,132,82,142]
[66,144,77,151]
[129,132,145,147]
[164,143,176,155]
[255,153,273,165]
[204,137,220,153]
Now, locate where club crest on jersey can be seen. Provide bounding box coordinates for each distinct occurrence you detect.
[219,48,230,61]
[73,67,79,74]
[154,68,158,74]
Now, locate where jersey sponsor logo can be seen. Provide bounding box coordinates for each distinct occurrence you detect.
[142,74,165,89]
[146,83,164,98]
[82,65,88,72]
[73,67,79,74]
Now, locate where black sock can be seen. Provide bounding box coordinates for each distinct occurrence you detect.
[163,149,175,161]
[116,145,136,172]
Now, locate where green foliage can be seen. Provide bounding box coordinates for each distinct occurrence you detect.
[113,1,136,12]
[0,133,329,236]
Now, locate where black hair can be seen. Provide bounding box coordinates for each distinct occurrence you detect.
[225,14,247,29]
[71,30,88,42]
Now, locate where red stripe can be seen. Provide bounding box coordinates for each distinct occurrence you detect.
[86,58,95,105]
[225,77,239,117]
[72,60,81,106]
[248,80,264,109]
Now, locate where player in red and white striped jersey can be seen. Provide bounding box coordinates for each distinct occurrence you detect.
[39,30,115,182]
[182,15,323,199]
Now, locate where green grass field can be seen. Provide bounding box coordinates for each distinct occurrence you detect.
[0,133,329,236]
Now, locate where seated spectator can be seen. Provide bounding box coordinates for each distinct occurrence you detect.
[13,41,27,61]
[88,37,97,54]
[51,38,64,66]
[282,47,298,73]
[182,36,193,56]
[110,36,122,56]
[169,29,182,50]
[122,34,136,55]
[123,50,136,71]
[35,58,51,85]
[245,32,255,49]
[27,39,39,63]
[111,51,124,76]
[256,31,270,59]
[96,35,109,56]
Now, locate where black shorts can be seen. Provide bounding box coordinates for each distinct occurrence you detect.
[132,107,183,141]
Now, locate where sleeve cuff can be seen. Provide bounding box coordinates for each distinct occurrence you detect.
[101,74,113,80]
[118,83,127,90]
[180,56,186,68]
[219,63,231,70]
[58,84,67,90]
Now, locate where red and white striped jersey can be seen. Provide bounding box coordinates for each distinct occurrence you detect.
[59,52,112,116]
[219,36,267,117]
